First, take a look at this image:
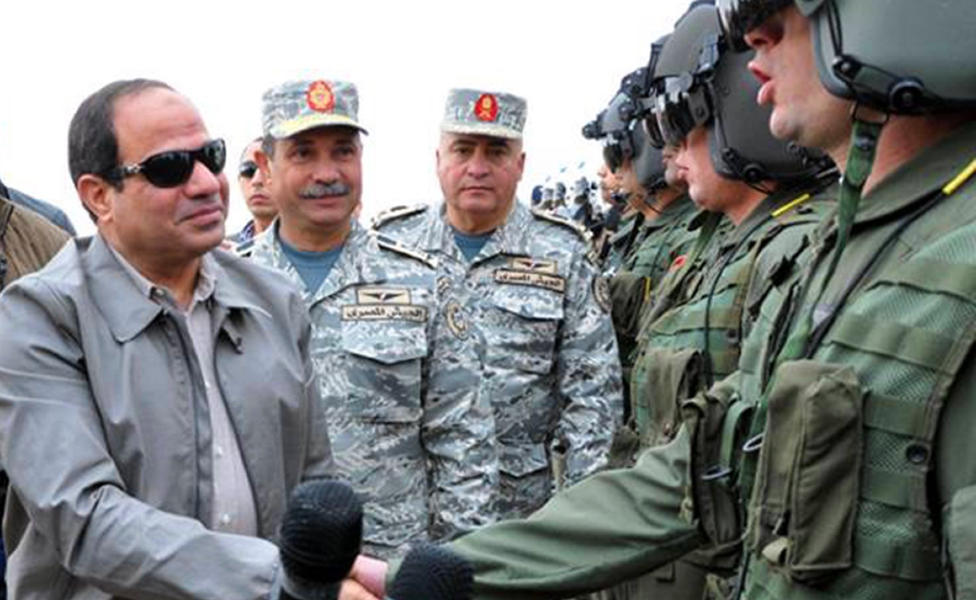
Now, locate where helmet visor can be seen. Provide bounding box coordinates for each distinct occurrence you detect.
[717,0,794,51]
[654,74,713,148]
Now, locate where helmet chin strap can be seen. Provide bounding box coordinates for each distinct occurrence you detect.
[776,102,886,364]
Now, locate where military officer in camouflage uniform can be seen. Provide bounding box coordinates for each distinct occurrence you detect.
[373,89,622,519]
[244,79,497,559]
[344,1,976,599]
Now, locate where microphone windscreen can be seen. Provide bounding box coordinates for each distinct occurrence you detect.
[279,479,363,584]
[389,544,474,600]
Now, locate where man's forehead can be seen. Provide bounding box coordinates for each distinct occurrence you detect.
[443,132,517,147]
[286,126,360,146]
[114,88,209,155]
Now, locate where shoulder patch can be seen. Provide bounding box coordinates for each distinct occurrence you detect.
[530,207,593,243]
[374,232,438,269]
[371,204,429,230]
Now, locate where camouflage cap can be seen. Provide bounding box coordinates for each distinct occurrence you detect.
[441,88,527,140]
[262,79,367,139]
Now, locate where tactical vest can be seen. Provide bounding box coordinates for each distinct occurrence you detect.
[685,156,976,600]
[610,197,700,388]
[630,191,831,450]
[743,209,976,600]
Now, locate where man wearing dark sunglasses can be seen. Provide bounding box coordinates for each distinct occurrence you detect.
[229,138,276,249]
[246,79,497,560]
[0,78,334,599]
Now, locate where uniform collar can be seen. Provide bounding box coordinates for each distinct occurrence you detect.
[255,219,387,305]
[424,200,531,264]
[721,181,818,250]
[641,194,696,234]
[855,119,976,226]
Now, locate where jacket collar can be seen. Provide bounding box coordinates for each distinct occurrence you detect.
[87,235,263,343]
[855,119,976,226]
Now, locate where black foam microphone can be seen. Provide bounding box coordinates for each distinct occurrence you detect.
[387,544,474,600]
[278,480,363,600]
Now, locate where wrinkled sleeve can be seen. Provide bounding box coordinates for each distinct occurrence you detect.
[422,289,499,541]
[555,250,624,483]
[0,281,279,600]
[443,427,704,600]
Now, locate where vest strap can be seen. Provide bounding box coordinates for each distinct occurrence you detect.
[860,466,930,511]
[855,533,942,581]
[873,258,976,306]
[863,393,931,438]
[829,313,955,373]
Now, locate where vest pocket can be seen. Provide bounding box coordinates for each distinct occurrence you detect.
[632,347,704,449]
[748,359,863,583]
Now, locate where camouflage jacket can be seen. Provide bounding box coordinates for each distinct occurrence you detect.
[374,201,623,518]
[246,221,497,558]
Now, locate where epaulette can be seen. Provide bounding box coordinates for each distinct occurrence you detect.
[371,204,429,230]
[530,207,593,244]
[374,232,438,269]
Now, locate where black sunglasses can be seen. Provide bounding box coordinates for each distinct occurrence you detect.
[238,160,258,179]
[112,138,226,188]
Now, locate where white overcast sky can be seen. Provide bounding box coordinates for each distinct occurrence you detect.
[0,0,691,236]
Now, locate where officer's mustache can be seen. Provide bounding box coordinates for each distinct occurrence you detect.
[299,181,351,199]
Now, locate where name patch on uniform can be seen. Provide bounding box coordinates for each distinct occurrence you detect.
[355,287,411,305]
[341,304,427,323]
[507,257,559,274]
[494,269,566,293]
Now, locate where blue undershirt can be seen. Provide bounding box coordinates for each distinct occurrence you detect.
[452,228,495,262]
[279,237,344,293]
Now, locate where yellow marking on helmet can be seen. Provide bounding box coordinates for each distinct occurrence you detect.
[942,158,976,196]
[771,193,812,218]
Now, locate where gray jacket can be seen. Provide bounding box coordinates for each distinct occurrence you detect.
[0,235,333,599]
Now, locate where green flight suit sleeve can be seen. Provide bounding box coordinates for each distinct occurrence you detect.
[446,426,705,600]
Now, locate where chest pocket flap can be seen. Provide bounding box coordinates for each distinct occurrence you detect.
[340,317,428,365]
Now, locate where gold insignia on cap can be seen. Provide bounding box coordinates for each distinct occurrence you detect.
[474,93,499,122]
[306,80,335,113]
